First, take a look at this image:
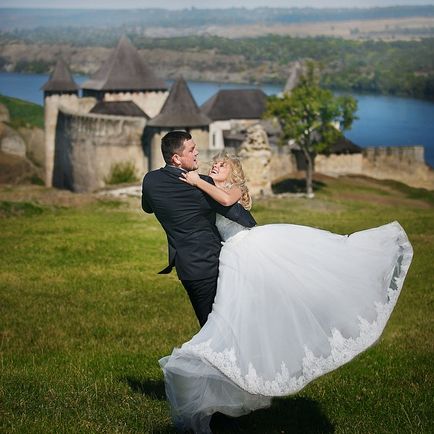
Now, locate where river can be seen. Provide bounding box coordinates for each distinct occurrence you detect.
[1,72,433,167]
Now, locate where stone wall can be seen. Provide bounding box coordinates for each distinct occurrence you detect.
[269,146,298,183]
[361,146,433,190]
[208,120,231,150]
[104,91,168,118]
[44,94,97,187]
[0,123,26,157]
[315,153,363,175]
[18,126,45,168]
[147,128,210,171]
[315,145,434,190]
[237,124,272,196]
[53,109,147,192]
[208,119,259,151]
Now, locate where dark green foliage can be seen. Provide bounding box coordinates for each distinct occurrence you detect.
[0,94,44,129]
[0,200,44,217]
[105,161,138,185]
[381,179,434,205]
[265,63,357,196]
[30,175,45,185]
[14,59,54,74]
[3,29,434,100]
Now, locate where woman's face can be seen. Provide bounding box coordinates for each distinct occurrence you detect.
[209,160,231,183]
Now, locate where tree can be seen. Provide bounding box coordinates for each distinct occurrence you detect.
[265,63,357,198]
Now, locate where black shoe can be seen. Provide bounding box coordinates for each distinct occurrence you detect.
[210,412,241,432]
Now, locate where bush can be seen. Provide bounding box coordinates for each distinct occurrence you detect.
[105,161,138,185]
[0,200,44,218]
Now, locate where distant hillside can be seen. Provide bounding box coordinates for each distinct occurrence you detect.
[1,6,434,31]
[1,35,433,101]
[0,6,433,101]
[0,95,43,129]
[0,95,45,185]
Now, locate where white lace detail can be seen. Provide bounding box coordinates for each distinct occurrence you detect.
[183,238,412,397]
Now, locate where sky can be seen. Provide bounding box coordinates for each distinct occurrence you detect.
[1,0,434,9]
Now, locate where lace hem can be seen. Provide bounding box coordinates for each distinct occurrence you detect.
[182,222,413,396]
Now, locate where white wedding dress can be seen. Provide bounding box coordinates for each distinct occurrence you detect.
[159,215,413,433]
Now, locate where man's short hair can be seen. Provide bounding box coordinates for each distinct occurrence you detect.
[161,130,192,165]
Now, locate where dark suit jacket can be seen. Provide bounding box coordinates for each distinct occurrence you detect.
[141,165,256,280]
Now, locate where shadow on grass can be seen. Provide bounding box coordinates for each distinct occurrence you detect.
[125,378,333,433]
[212,396,334,434]
[272,178,326,195]
[124,377,166,401]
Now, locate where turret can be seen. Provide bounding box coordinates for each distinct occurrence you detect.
[42,59,79,98]
[81,36,168,117]
[147,77,210,169]
[42,59,79,186]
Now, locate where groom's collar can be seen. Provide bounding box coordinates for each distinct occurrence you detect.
[163,164,187,175]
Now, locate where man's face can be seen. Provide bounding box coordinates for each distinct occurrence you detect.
[174,139,199,171]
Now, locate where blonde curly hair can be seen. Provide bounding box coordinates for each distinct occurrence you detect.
[211,152,252,210]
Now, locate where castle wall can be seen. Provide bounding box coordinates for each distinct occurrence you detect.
[208,119,259,151]
[149,131,166,171]
[44,94,79,187]
[269,146,298,182]
[104,91,169,118]
[148,128,210,171]
[209,120,231,150]
[77,97,99,114]
[44,95,97,187]
[315,153,363,176]
[53,109,147,192]
[361,146,433,190]
[315,146,434,190]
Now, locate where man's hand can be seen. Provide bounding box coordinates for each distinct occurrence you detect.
[180,171,200,186]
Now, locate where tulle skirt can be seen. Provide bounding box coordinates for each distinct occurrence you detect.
[160,221,413,433]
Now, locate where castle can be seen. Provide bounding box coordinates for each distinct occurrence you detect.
[42,36,272,192]
[42,36,434,194]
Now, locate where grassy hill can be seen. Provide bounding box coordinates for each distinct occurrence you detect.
[0,94,44,129]
[0,176,432,433]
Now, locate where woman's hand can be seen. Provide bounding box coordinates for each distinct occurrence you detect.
[180,171,200,186]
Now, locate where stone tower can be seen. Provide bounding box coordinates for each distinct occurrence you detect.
[41,58,79,186]
[147,76,210,170]
[81,35,168,118]
[237,124,272,196]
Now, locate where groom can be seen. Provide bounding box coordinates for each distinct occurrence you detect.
[141,130,256,327]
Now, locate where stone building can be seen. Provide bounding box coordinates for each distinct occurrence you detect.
[146,76,210,170]
[41,58,80,186]
[41,36,434,193]
[43,36,169,191]
[201,89,268,151]
[81,35,168,118]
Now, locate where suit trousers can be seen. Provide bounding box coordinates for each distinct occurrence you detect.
[181,275,219,327]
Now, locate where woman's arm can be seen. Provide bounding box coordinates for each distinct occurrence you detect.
[180,172,241,206]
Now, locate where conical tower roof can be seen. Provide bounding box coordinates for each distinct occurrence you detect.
[201,89,267,121]
[81,36,167,92]
[148,77,210,128]
[41,59,78,92]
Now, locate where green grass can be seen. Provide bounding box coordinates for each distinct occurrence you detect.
[0,177,433,433]
[0,94,44,129]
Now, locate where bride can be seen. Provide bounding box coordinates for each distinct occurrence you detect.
[159,152,413,433]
